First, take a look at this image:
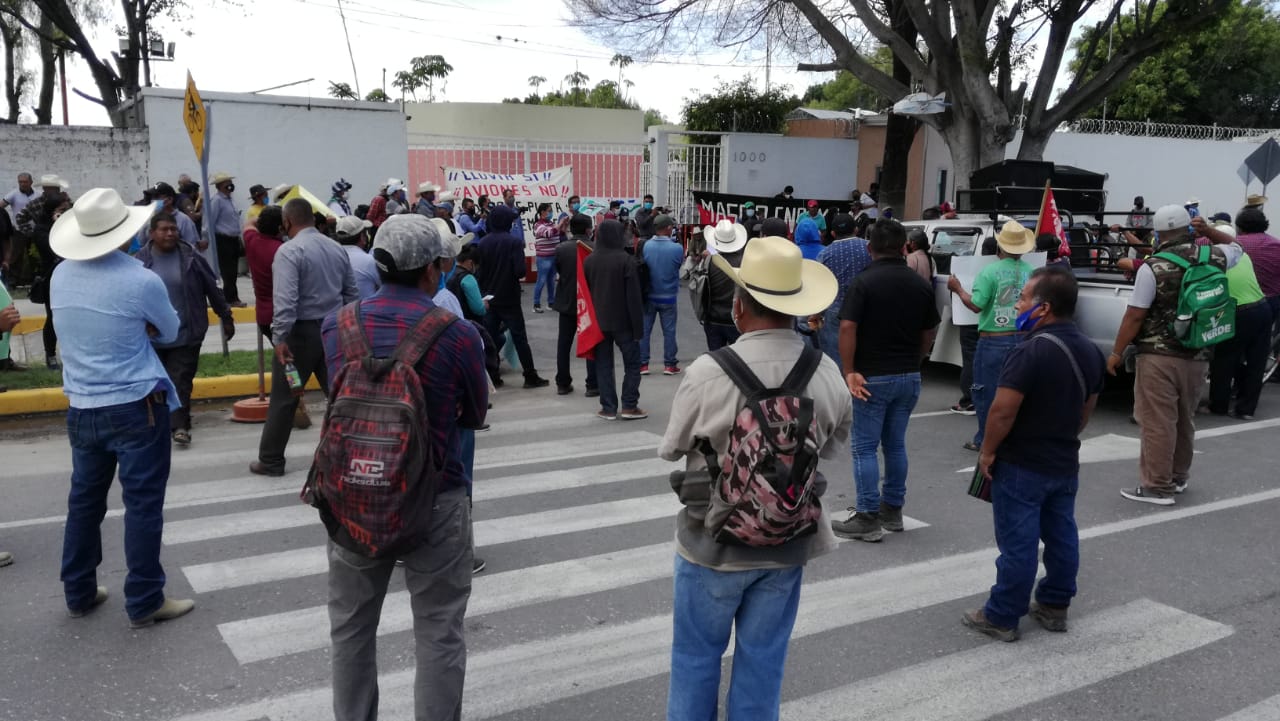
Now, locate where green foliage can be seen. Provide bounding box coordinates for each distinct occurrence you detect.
[364,88,390,102]
[800,48,893,112]
[514,79,641,111]
[0,350,266,391]
[1070,1,1280,127]
[643,108,667,128]
[327,81,357,100]
[681,78,799,139]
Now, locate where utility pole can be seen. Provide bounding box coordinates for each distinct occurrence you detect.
[336,0,361,97]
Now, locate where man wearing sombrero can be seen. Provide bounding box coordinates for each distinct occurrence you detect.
[948,220,1035,452]
[660,235,852,718]
[48,187,195,628]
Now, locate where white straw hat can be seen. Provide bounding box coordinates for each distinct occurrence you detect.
[710,235,837,316]
[49,188,154,261]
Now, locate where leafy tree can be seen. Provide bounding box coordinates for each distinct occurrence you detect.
[328,81,358,100]
[610,53,633,92]
[410,54,452,102]
[564,70,590,104]
[0,0,31,123]
[364,88,390,102]
[802,69,889,112]
[681,77,799,141]
[643,108,666,128]
[1071,0,1280,128]
[568,0,1231,190]
[528,74,546,94]
[392,69,420,101]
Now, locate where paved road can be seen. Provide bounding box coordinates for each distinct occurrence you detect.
[3,292,1280,721]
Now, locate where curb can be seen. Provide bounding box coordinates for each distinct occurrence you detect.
[0,372,321,418]
[11,307,258,336]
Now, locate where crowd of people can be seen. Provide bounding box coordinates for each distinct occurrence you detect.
[0,166,1277,720]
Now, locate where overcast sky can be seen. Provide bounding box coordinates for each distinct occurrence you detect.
[48,0,824,126]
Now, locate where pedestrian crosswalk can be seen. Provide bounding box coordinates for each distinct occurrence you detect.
[38,400,1262,721]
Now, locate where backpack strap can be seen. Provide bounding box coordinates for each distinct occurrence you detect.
[1033,332,1088,400]
[391,306,459,368]
[708,347,767,398]
[1198,244,1212,265]
[337,303,372,365]
[1153,251,1192,270]
[779,345,823,396]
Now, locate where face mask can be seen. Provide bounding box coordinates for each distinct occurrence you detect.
[1015,305,1041,333]
[571,203,581,212]
[226,184,236,193]
[644,202,653,210]
[745,209,755,217]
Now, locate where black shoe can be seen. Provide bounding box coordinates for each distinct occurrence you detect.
[523,376,550,389]
[557,385,574,396]
[473,557,486,574]
[585,387,600,398]
[46,355,61,371]
[0,358,25,372]
[878,502,904,532]
[249,460,285,477]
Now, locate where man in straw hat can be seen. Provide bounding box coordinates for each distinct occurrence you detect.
[415,181,440,219]
[699,219,749,351]
[659,234,851,719]
[832,219,941,543]
[947,220,1035,452]
[207,171,247,307]
[15,173,73,369]
[48,187,195,628]
[318,213,488,720]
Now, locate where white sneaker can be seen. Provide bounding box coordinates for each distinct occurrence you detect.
[1173,481,1188,494]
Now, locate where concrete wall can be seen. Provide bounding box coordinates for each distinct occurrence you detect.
[787,118,856,139]
[1028,132,1261,218]
[405,102,645,144]
[0,125,149,201]
[134,88,407,209]
[720,133,860,199]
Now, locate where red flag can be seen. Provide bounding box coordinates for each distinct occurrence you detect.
[575,241,604,360]
[1035,180,1070,260]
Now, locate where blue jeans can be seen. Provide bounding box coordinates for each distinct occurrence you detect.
[851,372,921,513]
[983,460,1079,629]
[668,555,803,721]
[972,335,1020,446]
[642,301,679,367]
[595,330,642,414]
[817,306,841,368]
[533,256,556,307]
[62,396,171,620]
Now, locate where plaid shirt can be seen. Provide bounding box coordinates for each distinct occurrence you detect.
[366,195,389,228]
[321,284,489,490]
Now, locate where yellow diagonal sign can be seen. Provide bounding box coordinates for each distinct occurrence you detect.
[183,71,207,163]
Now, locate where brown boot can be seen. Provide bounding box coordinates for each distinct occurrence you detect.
[292,398,312,429]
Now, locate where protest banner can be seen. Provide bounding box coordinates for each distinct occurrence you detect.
[691,191,852,229]
[444,166,574,254]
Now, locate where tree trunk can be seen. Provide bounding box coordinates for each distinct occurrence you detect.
[34,11,53,124]
[879,114,918,215]
[0,17,22,123]
[1014,129,1052,162]
[940,112,1007,204]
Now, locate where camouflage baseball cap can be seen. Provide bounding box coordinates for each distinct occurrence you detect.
[372,214,445,273]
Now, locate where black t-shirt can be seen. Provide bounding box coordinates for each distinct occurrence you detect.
[839,257,940,376]
[996,322,1107,475]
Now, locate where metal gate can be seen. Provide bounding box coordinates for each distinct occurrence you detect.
[641,142,722,225]
[407,133,646,201]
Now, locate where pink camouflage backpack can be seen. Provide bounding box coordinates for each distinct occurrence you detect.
[301,303,456,559]
[701,345,826,547]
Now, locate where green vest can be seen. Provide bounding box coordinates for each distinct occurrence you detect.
[1226,253,1266,306]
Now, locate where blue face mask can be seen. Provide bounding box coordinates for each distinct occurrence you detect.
[1015,305,1041,332]
[571,202,580,212]
[745,209,756,217]
[644,202,654,210]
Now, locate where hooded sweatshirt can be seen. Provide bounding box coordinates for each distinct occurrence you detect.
[795,217,823,260]
[583,219,644,336]
[475,204,527,308]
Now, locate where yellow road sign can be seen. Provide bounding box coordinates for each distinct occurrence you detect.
[184,71,207,163]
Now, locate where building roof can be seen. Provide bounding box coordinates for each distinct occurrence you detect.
[786,107,858,121]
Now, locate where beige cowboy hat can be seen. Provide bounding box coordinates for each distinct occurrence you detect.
[427,217,473,257]
[39,173,65,189]
[270,183,294,202]
[436,190,457,204]
[703,219,748,254]
[50,188,154,261]
[417,181,441,195]
[211,171,235,185]
[711,235,837,316]
[995,219,1035,255]
[1246,193,1267,208]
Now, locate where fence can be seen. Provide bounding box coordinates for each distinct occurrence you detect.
[640,142,722,225]
[1052,117,1278,142]
[406,133,646,201]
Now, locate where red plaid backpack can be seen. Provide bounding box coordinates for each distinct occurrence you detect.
[301,303,456,559]
[701,345,825,547]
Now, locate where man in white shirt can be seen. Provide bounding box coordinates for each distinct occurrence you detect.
[334,215,381,299]
[1,172,35,278]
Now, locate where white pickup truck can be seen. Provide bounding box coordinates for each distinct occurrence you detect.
[902,215,1280,381]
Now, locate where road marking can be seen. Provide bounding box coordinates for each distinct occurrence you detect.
[778,599,1231,720]
[1216,694,1280,721]
[163,486,1280,721]
[478,457,675,499]
[909,409,956,419]
[217,542,676,663]
[474,431,662,471]
[166,492,682,546]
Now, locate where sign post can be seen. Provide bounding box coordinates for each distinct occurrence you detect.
[183,72,229,359]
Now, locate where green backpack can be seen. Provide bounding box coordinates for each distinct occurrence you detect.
[1153,246,1236,349]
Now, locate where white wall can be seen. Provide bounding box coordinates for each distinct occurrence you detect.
[1027,132,1262,217]
[0,125,149,201]
[720,133,860,199]
[135,88,407,209]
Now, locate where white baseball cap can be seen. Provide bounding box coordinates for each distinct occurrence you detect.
[1153,204,1191,231]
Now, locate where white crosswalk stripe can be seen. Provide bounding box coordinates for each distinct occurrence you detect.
[1216,694,1280,721]
[62,406,1269,721]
